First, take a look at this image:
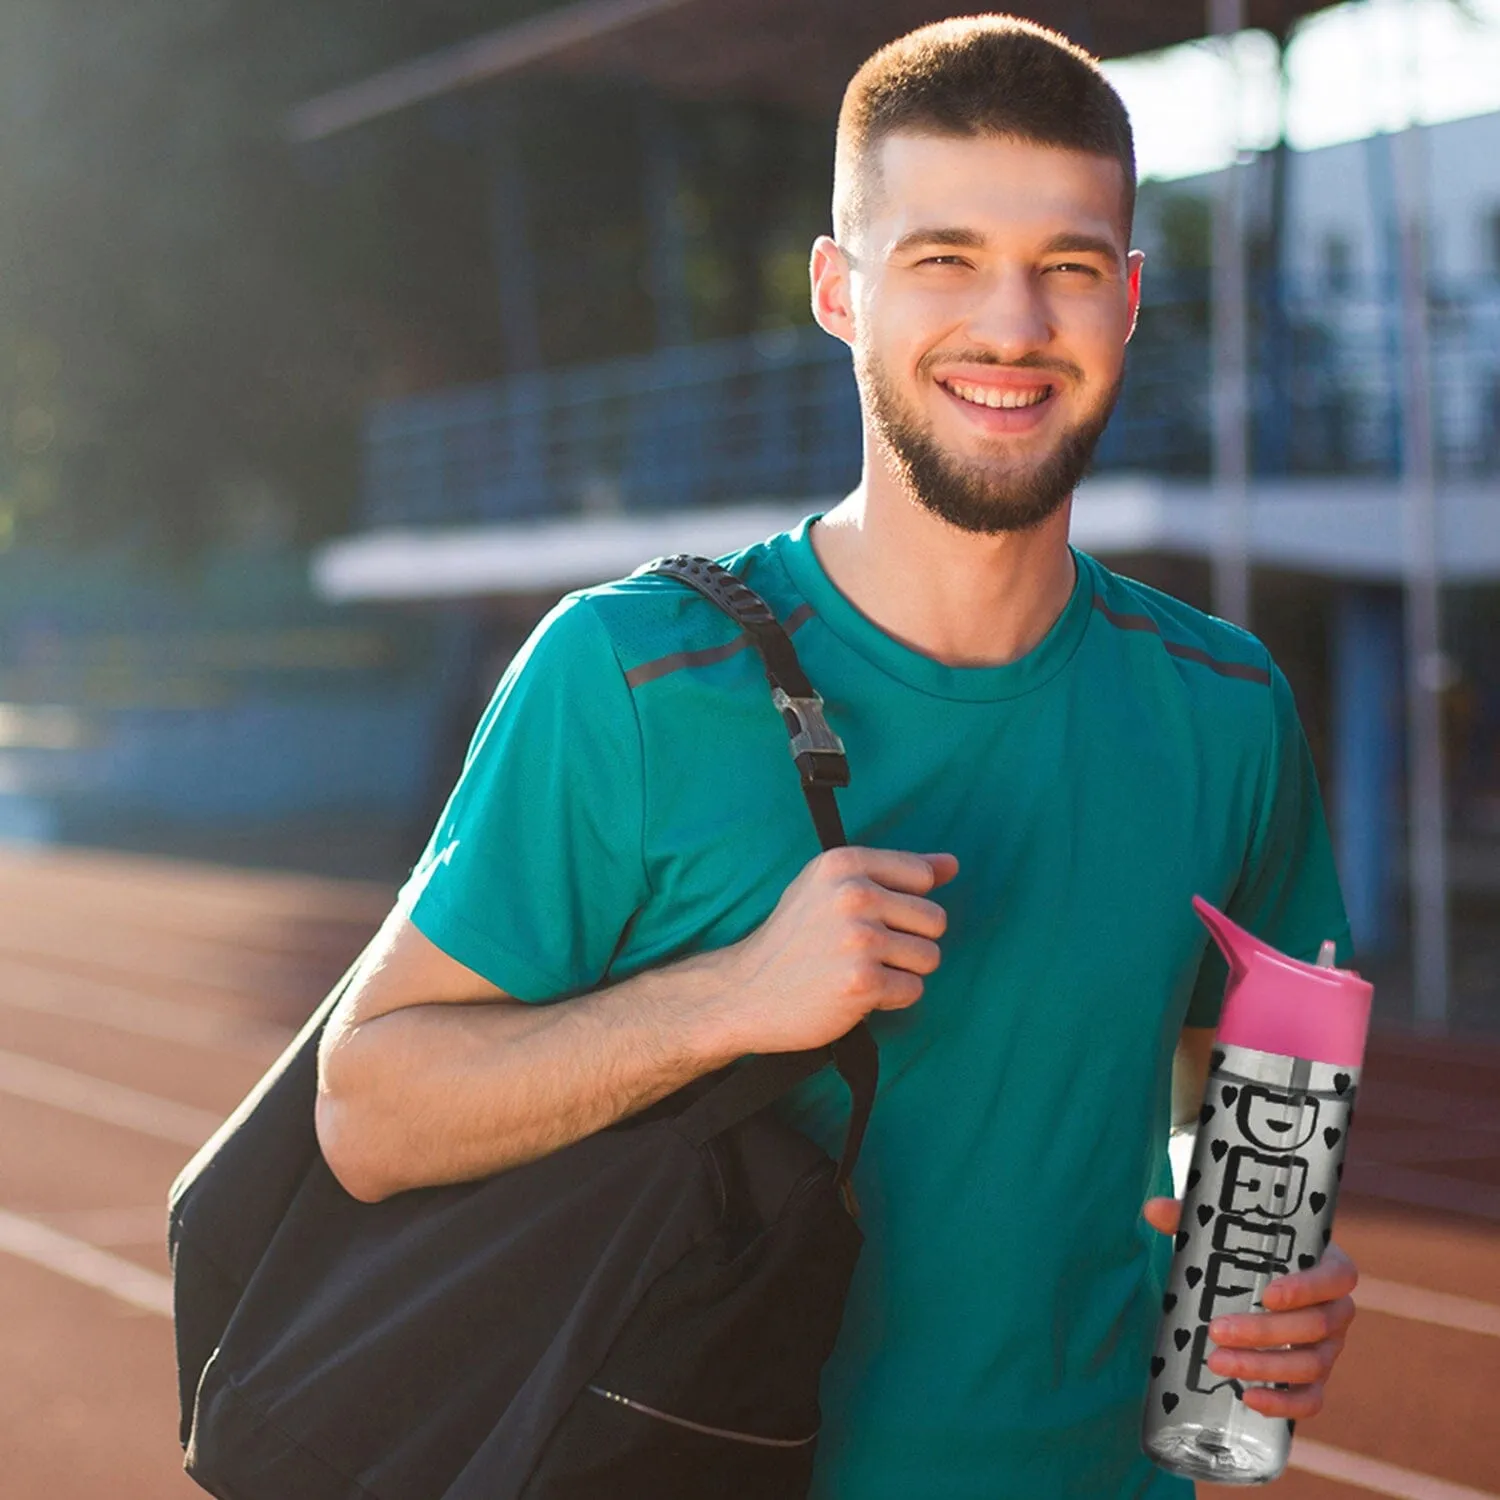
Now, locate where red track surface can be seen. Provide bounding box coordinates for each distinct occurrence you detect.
[0,845,1496,1499]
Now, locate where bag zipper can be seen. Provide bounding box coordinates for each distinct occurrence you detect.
[584,1386,818,1448]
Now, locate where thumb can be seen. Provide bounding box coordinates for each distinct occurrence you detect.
[1142,1196,1182,1236]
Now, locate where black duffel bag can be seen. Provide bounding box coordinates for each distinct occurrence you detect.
[169,555,877,1500]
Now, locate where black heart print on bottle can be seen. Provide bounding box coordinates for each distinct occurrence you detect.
[1144,1043,1357,1456]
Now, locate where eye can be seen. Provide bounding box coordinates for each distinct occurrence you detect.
[917,255,971,268]
[1045,261,1103,279]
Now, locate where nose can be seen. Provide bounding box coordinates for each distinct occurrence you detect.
[962,265,1052,362]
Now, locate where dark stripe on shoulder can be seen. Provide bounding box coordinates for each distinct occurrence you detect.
[1161,640,1270,683]
[1091,596,1270,685]
[624,602,815,689]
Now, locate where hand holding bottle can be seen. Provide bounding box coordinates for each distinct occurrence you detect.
[1140,1194,1357,1420]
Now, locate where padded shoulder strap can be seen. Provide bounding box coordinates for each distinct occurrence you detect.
[639,553,848,850]
[638,553,875,1193]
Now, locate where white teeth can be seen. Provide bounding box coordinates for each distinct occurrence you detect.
[945,380,1050,410]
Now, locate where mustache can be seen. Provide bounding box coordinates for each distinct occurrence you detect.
[918,350,1084,383]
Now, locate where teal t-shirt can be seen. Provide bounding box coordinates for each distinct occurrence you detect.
[398,516,1351,1499]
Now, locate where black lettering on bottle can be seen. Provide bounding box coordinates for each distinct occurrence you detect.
[1186,1324,1239,1397]
[1220,1146,1308,1218]
[1237,1085,1319,1151]
[1200,1250,1289,1323]
[1213,1213,1296,1264]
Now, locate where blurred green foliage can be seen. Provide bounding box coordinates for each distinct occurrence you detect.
[0,1,487,554]
[0,1,834,559]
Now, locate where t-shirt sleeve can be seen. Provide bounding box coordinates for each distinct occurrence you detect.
[1185,663,1353,1029]
[395,594,649,1003]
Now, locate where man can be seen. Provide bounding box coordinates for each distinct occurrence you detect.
[316,16,1358,1497]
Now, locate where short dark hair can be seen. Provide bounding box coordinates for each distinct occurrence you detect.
[833,15,1136,241]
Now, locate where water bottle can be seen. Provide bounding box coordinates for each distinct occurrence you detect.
[1142,896,1372,1485]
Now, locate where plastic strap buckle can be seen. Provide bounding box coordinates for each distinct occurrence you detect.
[772,687,850,788]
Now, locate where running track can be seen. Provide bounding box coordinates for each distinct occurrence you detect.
[0,845,1495,1499]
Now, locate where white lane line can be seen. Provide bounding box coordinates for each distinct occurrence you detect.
[1342,1161,1500,1224]
[0,1207,171,1317]
[0,958,291,1053]
[0,1047,222,1147]
[1356,1276,1500,1338]
[1292,1438,1500,1499]
[26,1205,168,1247]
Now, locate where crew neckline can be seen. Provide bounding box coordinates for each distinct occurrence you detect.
[773,513,1095,703]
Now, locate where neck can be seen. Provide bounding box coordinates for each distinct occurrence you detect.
[810,467,1077,669]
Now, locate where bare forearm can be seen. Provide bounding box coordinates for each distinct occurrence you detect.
[317,950,739,1201]
[318,845,957,1200]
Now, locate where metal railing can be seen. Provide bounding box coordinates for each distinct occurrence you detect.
[365,326,861,527]
[362,283,1500,529]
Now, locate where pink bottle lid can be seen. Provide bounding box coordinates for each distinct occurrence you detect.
[1194,896,1372,1068]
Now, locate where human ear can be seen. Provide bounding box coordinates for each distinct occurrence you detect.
[1125,249,1145,344]
[810,235,856,346]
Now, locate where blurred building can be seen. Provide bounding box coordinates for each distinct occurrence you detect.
[290,1,1500,984]
[6,2,1494,1023]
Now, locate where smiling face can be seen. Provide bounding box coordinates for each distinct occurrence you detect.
[814,131,1143,535]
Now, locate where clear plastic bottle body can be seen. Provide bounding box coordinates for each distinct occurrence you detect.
[1141,1042,1358,1484]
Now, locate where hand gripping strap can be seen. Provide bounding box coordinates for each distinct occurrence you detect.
[638,553,875,1192]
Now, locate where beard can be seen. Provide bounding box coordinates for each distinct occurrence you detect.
[855,346,1124,536]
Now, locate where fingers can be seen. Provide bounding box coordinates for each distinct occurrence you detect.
[877,930,943,977]
[1241,1380,1328,1421]
[867,886,950,940]
[773,846,958,1023]
[1211,1293,1356,1351]
[1260,1241,1358,1312]
[1205,1284,1354,1423]
[1141,1197,1182,1235]
[818,845,958,896]
[827,876,946,936]
[1207,1333,1345,1389]
[870,967,925,1011]
[1183,1243,1356,1425]
[833,919,940,987]
[818,852,952,958]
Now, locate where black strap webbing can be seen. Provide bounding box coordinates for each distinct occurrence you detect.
[673,1024,878,1188]
[639,553,874,1191]
[642,553,848,850]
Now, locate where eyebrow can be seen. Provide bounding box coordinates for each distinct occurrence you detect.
[888,226,988,257]
[887,227,1123,263]
[1039,232,1122,262]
